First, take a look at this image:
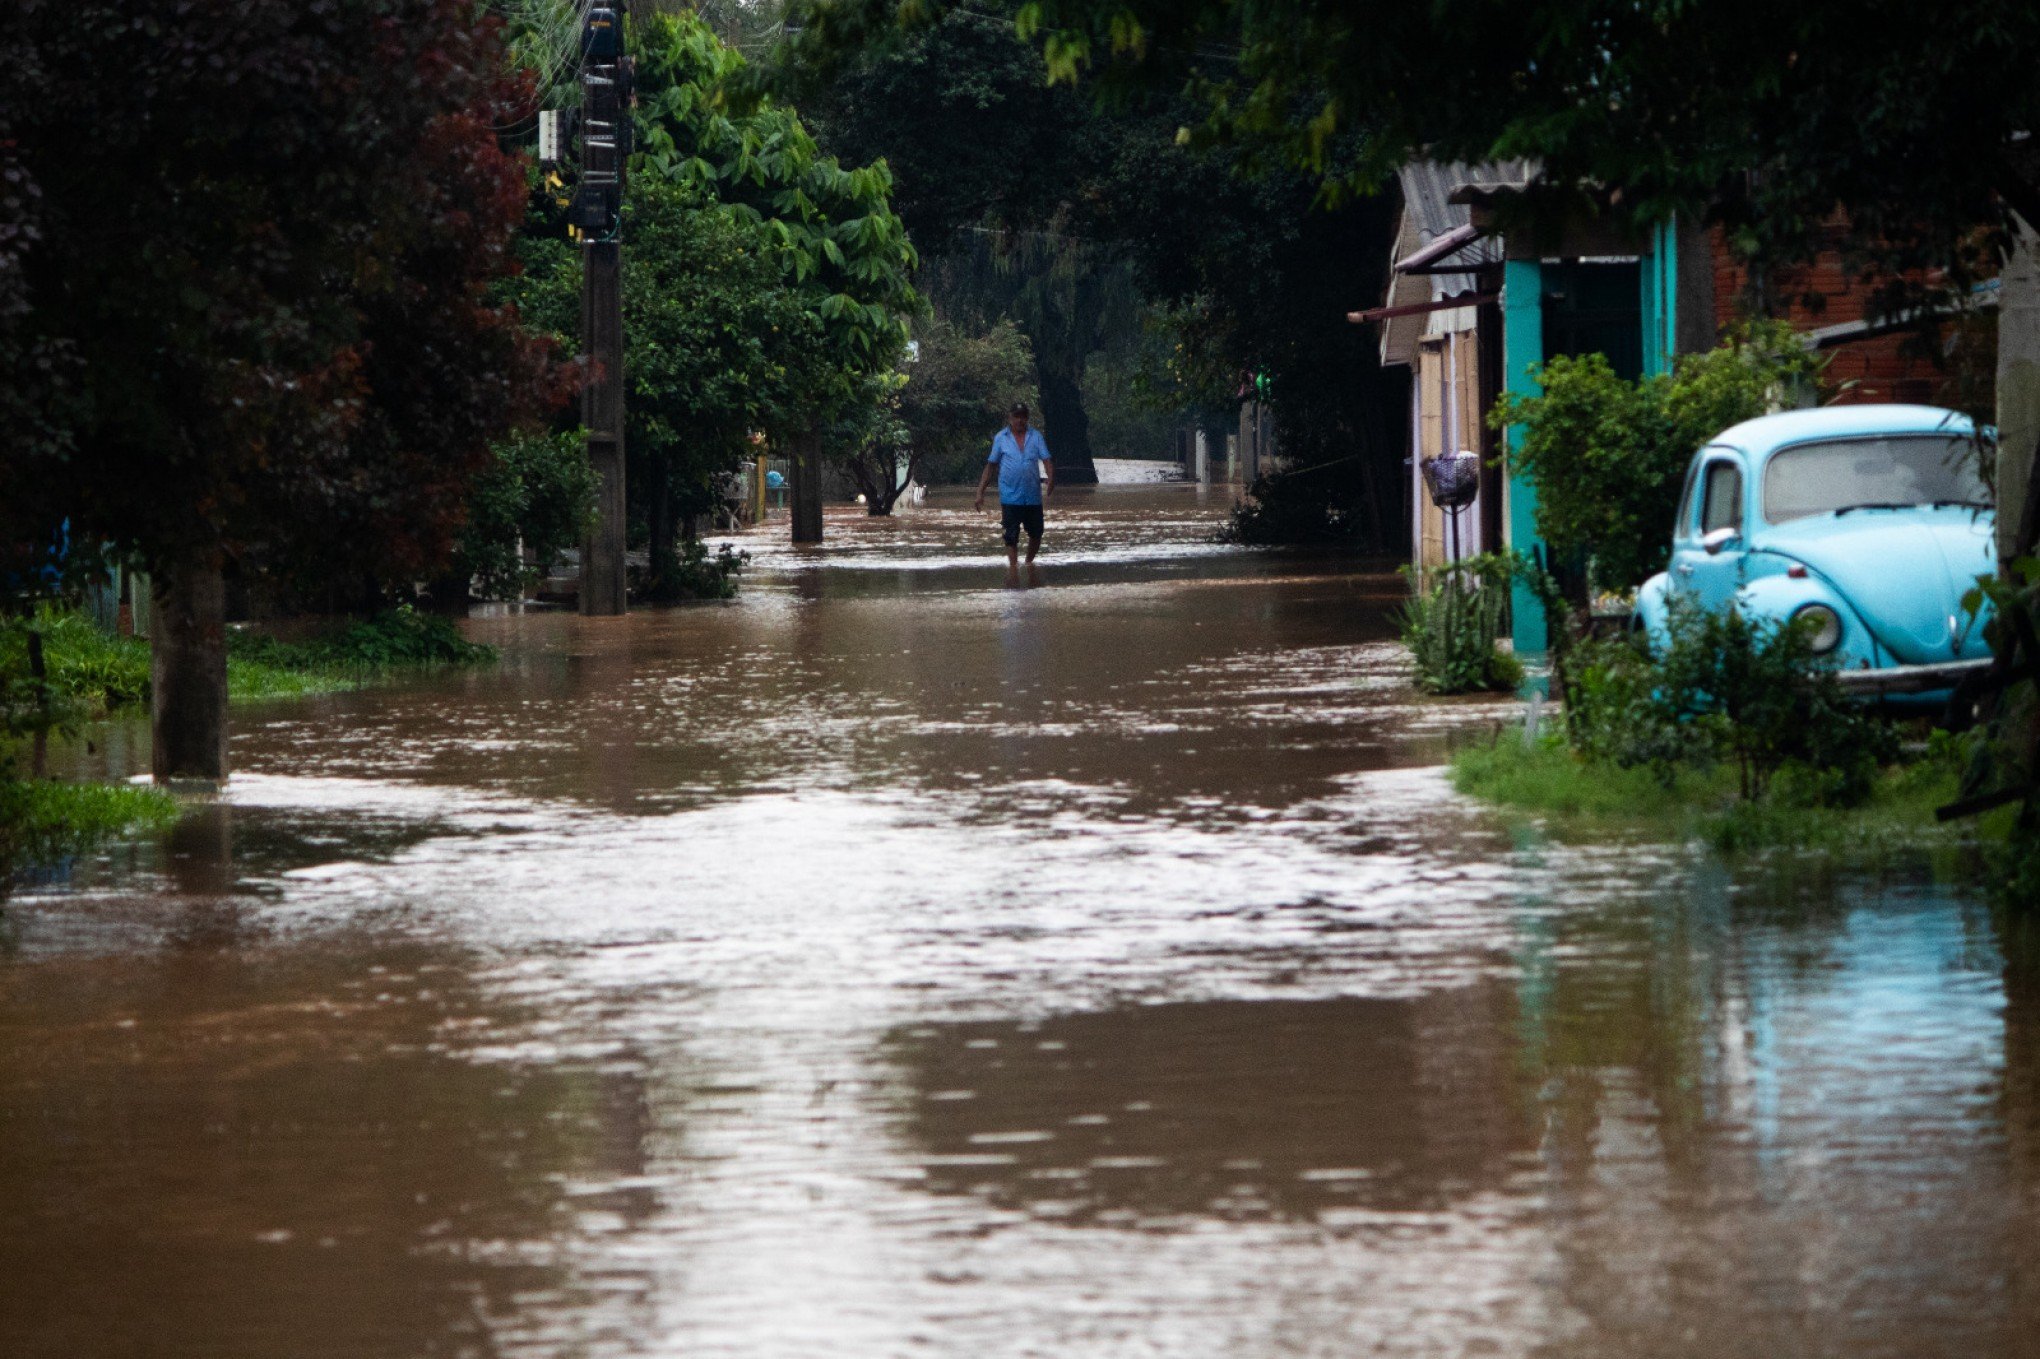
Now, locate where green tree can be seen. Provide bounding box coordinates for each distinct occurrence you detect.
[786,0,2040,520]
[898,316,1038,487]
[909,228,1139,485]
[631,10,920,542]
[506,177,830,590]
[791,1,2040,250]
[791,3,1407,533]
[828,376,913,513]
[452,430,600,602]
[794,8,1132,482]
[495,9,919,555]
[3,0,558,781]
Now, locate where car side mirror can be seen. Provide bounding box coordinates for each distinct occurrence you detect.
[1700,526,1741,555]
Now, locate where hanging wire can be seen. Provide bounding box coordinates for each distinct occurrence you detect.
[488,0,595,130]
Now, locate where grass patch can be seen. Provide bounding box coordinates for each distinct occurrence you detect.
[17,608,151,710]
[20,604,493,714]
[1452,734,1707,826]
[1451,729,1975,861]
[0,777,178,879]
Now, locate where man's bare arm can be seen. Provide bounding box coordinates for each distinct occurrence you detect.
[1042,459,1055,500]
[973,459,996,509]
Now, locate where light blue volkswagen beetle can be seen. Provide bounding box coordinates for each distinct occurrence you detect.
[1633,404,1996,701]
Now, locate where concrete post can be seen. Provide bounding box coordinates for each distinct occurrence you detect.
[1999,218,2040,569]
[1194,429,1210,486]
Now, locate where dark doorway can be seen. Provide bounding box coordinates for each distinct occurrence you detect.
[1541,261,1643,379]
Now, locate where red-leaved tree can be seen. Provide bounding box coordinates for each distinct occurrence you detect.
[3,0,565,781]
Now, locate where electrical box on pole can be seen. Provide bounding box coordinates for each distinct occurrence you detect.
[581,5,621,60]
[576,4,630,614]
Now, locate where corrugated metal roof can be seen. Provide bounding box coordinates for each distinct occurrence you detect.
[1378,210,1431,367]
[1397,160,1531,274]
[1378,161,1530,366]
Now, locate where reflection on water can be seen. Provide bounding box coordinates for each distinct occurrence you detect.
[889,989,1535,1222]
[0,945,661,1359]
[3,488,2037,1358]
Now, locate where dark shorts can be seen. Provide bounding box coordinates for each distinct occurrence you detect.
[1001,502,1045,546]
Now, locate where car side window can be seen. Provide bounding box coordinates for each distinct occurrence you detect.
[1674,458,1703,538]
[1700,460,1743,535]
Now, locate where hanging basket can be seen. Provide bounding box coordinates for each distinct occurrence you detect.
[1420,450,1482,509]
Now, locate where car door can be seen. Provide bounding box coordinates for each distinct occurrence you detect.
[1681,453,1749,610]
[1665,454,1704,600]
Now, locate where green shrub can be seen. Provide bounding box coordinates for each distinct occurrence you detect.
[252,605,495,671]
[1221,474,1365,545]
[455,429,599,601]
[1397,554,1524,694]
[1946,556,2040,907]
[1570,604,1895,804]
[645,540,747,602]
[4,604,494,719]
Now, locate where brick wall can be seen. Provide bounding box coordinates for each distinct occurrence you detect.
[1709,226,1947,406]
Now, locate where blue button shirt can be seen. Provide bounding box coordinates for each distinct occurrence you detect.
[988,427,1051,506]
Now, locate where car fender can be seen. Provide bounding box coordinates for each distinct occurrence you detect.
[1633,572,1673,651]
[1735,572,1880,670]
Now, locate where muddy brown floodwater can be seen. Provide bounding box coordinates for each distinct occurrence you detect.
[2,485,2037,1359]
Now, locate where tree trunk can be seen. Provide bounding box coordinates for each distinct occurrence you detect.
[647,453,677,592]
[151,556,229,786]
[846,449,909,515]
[790,426,824,544]
[1036,358,1099,486]
[425,567,471,616]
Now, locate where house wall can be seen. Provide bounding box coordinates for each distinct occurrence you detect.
[1501,229,1682,654]
[1413,319,1489,570]
[1709,226,1944,404]
[1503,258,1548,654]
[1416,341,1446,566]
[1642,219,1679,377]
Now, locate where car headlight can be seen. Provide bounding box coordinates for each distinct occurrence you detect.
[1794,602,1843,654]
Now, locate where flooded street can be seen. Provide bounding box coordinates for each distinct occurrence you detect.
[3,485,2036,1358]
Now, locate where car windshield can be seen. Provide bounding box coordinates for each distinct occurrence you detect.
[1763,434,1989,523]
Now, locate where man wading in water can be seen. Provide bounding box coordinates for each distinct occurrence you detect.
[974,402,1055,587]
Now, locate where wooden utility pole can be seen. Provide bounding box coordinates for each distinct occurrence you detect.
[576,6,629,615]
